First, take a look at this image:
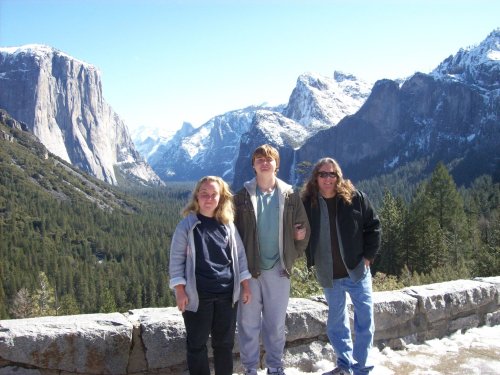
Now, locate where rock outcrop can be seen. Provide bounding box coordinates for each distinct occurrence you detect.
[0,45,162,186]
[1,277,498,374]
[282,30,500,185]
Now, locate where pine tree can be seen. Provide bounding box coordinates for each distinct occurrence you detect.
[58,294,80,316]
[31,271,56,317]
[0,273,7,318]
[425,163,469,265]
[405,163,470,275]
[406,182,447,274]
[376,190,407,276]
[99,288,117,313]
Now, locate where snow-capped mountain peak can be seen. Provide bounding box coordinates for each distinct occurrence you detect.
[253,110,309,148]
[283,71,372,130]
[0,44,96,71]
[432,28,500,90]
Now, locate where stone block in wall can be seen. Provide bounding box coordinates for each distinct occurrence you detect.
[448,315,480,333]
[0,367,44,375]
[0,313,132,374]
[127,307,186,372]
[401,279,497,340]
[486,311,500,326]
[475,276,500,304]
[372,291,418,346]
[284,298,329,342]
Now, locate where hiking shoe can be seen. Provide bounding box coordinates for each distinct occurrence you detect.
[322,368,351,375]
[267,367,286,375]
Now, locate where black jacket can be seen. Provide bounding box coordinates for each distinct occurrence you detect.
[303,190,381,273]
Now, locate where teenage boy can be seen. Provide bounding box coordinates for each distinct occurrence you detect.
[234,144,310,375]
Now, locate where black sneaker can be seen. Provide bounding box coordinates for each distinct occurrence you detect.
[322,368,351,375]
[267,367,286,375]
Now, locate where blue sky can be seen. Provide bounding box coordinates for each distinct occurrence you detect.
[1,0,499,133]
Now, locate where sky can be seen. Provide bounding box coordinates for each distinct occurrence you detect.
[1,0,499,134]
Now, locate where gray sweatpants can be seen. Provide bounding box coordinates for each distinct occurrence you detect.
[237,263,291,370]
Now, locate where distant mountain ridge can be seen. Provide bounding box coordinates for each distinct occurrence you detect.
[142,29,499,188]
[432,30,500,90]
[146,71,372,183]
[295,29,500,186]
[0,44,162,186]
[1,30,499,190]
[147,104,282,182]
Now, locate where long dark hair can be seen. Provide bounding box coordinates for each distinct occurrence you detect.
[301,158,355,206]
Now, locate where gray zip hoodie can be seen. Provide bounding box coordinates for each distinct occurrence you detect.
[169,213,251,312]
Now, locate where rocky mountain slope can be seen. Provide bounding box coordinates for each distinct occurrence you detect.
[295,29,500,185]
[148,105,282,182]
[0,109,140,211]
[146,71,371,183]
[0,45,162,186]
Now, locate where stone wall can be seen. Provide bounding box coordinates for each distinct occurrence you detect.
[1,277,499,375]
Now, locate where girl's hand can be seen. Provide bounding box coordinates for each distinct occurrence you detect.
[174,285,188,312]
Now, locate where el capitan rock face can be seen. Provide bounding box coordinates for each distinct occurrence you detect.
[0,45,162,186]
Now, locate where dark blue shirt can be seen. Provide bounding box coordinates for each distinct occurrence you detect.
[194,213,234,295]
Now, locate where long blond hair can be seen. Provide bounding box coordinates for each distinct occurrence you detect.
[301,158,355,206]
[182,176,234,224]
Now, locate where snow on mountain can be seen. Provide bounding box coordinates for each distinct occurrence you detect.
[0,44,95,70]
[432,28,500,90]
[149,105,280,181]
[0,44,163,186]
[253,110,309,148]
[147,71,370,183]
[283,71,372,130]
[131,123,180,161]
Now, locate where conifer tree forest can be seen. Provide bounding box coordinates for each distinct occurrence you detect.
[0,119,499,319]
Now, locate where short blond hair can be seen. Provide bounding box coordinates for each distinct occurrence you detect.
[182,176,234,224]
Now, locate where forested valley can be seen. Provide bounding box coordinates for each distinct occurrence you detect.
[1,119,499,319]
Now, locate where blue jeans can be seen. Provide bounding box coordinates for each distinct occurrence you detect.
[323,269,374,375]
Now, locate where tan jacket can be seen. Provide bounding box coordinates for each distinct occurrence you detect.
[233,177,310,278]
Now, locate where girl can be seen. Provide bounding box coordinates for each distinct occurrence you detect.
[169,176,251,375]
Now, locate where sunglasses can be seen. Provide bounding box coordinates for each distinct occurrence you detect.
[318,171,338,179]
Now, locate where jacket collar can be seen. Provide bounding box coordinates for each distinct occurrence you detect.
[243,177,293,197]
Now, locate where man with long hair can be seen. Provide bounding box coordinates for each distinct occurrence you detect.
[301,158,381,375]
